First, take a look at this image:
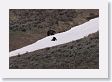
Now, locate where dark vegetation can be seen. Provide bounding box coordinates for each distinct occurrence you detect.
[9,32,99,69]
[9,9,99,51]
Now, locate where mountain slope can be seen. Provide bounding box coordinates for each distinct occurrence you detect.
[9,32,99,69]
[9,17,99,57]
[9,9,99,51]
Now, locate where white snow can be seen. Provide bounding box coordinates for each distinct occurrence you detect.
[9,17,99,57]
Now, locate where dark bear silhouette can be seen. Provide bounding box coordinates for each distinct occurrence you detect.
[51,37,57,41]
[47,30,56,36]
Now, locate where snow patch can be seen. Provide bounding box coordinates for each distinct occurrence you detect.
[9,17,99,57]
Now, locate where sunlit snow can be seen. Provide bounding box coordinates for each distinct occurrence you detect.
[9,17,99,57]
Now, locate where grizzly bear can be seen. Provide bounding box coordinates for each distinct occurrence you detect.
[47,30,56,36]
[51,37,57,41]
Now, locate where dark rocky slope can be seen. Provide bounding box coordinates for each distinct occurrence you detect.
[9,9,99,51]
[10,32,99,69]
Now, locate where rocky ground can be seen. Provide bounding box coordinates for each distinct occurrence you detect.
[9,32,99,69]
[9,9,99,51]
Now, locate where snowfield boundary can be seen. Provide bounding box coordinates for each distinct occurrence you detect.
[9,17,99,57]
